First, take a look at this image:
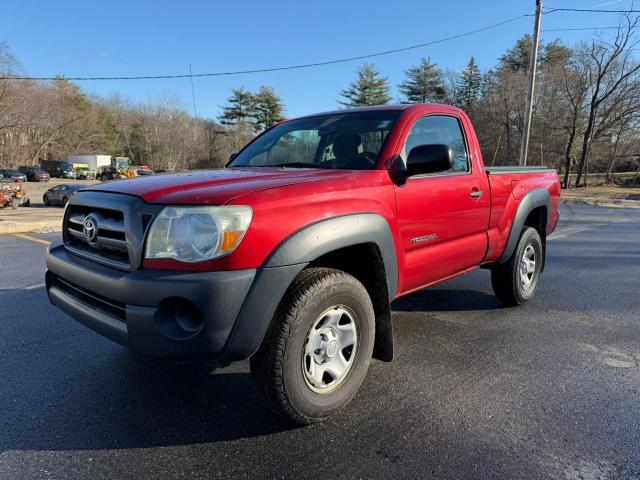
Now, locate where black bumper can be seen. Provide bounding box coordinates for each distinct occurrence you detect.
[46,244,305,363]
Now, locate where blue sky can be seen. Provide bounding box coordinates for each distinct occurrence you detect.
[2,0,635,119]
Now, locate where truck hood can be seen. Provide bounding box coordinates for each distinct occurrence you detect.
[85,167,356,204]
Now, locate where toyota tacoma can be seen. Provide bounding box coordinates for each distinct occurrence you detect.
[46,104,560,424]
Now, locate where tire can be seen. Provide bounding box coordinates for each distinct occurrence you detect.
[62,196,69,206]
[43,195,50,206]
[491,226,543,306]
[11,199,18,209]
[23,199,30,207]
[250,267,375,425]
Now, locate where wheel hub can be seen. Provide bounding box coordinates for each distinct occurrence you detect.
[311,328,340,363]
[302,306,358,393]
[520,244,536,289]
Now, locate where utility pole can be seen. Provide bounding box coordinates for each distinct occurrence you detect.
[519,0,542,166]
[189,64,198,143]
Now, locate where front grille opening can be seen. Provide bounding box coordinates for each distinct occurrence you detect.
[49,273,126,321]
[67,205,123,222]
[64,204,130,268]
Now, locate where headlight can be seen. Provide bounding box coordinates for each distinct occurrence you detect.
[145,206,252,262]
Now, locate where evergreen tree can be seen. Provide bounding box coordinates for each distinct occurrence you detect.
[541,40,572,69]
[253,86,284,131]
[219,87,255,130]
[455,57,482,108]
[339,64,390,107]
[398,57,447,103]
[499,35,532,72]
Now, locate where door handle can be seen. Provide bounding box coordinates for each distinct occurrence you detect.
[469,190,484,198]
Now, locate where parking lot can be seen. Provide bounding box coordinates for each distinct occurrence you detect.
[0,179,97,234]
[1,204,639,479]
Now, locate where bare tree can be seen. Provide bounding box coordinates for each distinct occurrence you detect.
[574,15,640,187]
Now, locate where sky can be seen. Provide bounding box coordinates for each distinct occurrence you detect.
[2,0,636,119]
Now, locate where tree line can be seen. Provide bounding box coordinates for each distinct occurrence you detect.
[2,13,639,185]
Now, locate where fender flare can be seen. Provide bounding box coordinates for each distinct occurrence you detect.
[263,213,398,298]
[219,213,398,364]
[498,188,550,263]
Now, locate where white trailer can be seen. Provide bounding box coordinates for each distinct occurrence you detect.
[68,155,112,170]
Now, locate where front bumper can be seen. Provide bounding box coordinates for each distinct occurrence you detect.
[46,244,305,363]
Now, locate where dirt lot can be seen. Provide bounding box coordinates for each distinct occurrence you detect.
[0,178,97,234]
[561,184,640,209]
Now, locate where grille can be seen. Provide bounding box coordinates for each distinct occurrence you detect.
[49,272,126,321]
[64,205,130,268]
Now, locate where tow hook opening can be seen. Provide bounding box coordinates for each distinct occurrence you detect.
[154,298,204,340]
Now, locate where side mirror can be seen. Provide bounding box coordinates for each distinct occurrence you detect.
[406,144,453,176]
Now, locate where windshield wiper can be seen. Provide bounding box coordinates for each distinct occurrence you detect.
[273,162,329,169]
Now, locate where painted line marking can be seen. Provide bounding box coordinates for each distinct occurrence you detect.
[12,233,51,246]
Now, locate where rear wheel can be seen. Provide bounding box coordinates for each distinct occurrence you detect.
[43,195,50,206]
[11,198,18,209]
[250,267,375,425]
[491,226,543,306]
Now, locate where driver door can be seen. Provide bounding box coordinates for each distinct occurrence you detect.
[393,114,490,294]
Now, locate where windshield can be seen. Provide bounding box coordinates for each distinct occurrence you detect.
[60,163,73,171]
[229,111,401,170]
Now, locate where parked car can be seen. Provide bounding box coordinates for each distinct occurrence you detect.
[133,166,154,176]
[45,104,560,424]
[0,169,27,182]
[0,177,29,208]
[155,169,173,174]
[18,166,50,182]
[42,184,84,206]
[41,160,76,179]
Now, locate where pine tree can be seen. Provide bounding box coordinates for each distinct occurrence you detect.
[219,87,255,130]
[253,86,284,131]
[499,35,532,72]
[398,57,447,103]
[339,64,390,107]
[455,57,482,108]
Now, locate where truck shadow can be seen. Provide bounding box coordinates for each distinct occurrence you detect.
[392,288,503,312]
[1,354,292,452]
[0,288,293,453]
[1,284,501,453]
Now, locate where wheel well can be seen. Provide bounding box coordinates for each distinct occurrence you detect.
[524,206,547,240]
[524,206,547,270]
[308,243,393,362]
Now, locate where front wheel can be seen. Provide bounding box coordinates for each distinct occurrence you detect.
[250,267,375,425]
[491,226,543,306]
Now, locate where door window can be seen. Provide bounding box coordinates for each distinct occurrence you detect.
[403,115,469,173]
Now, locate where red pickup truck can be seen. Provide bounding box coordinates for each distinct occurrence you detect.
[46,104,560,424]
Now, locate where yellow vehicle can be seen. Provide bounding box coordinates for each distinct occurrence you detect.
[73,163,97,180]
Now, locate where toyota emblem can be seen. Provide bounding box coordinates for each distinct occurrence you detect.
[82,216,98,244]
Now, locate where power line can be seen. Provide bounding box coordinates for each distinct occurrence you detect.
[545,7,640,13]
[542,25,621,31]
[1,13,534,81]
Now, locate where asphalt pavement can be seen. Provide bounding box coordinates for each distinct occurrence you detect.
[1,204,639,479]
